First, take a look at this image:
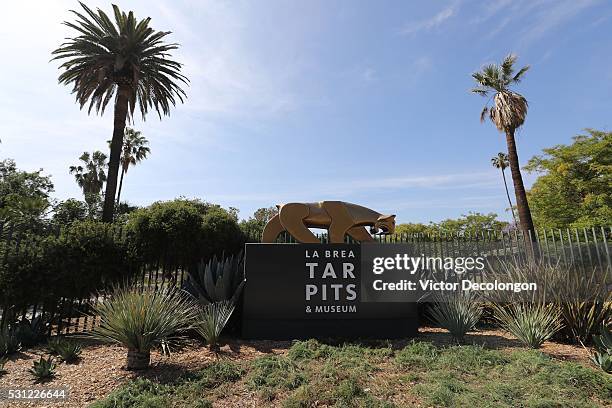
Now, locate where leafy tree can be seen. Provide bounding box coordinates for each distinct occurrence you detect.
[0,159,53,226]
[52,3,187,222]
[525,129,612,229]
[472,54,535,235]
[69,151,107,218]
[437,212,508,234]
[52,199,88,225]
[395,223,435,237]
[239,206,278,241]
[111,127,150,207]
[491,152,518,226]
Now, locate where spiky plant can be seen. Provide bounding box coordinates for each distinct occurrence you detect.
[591,324,612,373]
[472,54,535,235]
[194,301,235,351]
[47,338,82,364]
[90,286,197,370]
[0,324,20,356]
[52,3,187,222]
[494,302,562,348]
[0,356,7,375]
[29,357,56,382]
[184,252,246,305]
[428,291,483,343]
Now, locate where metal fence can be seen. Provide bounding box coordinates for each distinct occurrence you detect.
[1,225,610,336]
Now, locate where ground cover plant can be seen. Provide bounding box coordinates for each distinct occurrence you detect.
[93,339,611,407]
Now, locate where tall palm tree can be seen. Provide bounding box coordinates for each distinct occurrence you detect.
[69,151,107,215]
[112,127,150,207]
[472,54,535,235]
[52,3,187,222]
[491,152,518,227]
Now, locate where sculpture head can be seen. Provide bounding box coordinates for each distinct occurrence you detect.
[370,214,396,235]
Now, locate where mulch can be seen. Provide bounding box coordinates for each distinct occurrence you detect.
[0,328,596,407]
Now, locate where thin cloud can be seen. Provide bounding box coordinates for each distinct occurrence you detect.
[399,4,457,36]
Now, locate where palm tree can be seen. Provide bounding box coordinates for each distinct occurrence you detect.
[69,151,107,216]
[112,127,150,207]
[491,152,518,227]
[52,3,187,222]
[472,54,535,235]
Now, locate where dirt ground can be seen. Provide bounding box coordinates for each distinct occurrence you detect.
[0,327,595,408]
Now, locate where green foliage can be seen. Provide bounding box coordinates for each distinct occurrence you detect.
[592,324,612,373]
[0,324,20,356]
[47,337,82,363]
[428,291,483,342]
[14,316,49,347]
[184,252,245,304]
[127,199,244,267]
[395,340,439,369]
[29,356,56,382]
[493,303,563,348]
[90,286,197,357]
[239,206,278,241]
[0,159,53,226]
[0,220,131,310]
[193,301,235,350]
[247,355,306,399]
[91,361,243,408]
[526,129,612,229]
[396,212,509,237]
[52,199,88,225]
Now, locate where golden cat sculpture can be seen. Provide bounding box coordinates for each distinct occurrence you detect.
[262,201,396,243]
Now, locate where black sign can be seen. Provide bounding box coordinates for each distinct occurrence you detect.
[242,243,419,339]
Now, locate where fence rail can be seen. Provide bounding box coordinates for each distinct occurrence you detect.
[1,225,610,336]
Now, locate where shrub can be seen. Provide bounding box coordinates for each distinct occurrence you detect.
[29,356,56,382]
[493,303,563,348]
[428,291,483,342]
[90,286,197,370]
[183,252,245,304]
[193,301,235,351]
[15,316,48,347]
[127,199,244,268]
[47,338,82,363]
[591,324,612,373]
[0,356,7,375]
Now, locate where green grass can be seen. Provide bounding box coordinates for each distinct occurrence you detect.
[93,340,612,407]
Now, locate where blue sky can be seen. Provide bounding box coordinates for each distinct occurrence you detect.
[1,0,610,223]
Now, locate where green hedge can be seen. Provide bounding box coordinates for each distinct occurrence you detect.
[0,220,132,311]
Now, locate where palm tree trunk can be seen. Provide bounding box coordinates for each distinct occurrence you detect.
[115,168,125,207]
[102,86,130,222]
[505,129,535,235]
[501,168,518,227]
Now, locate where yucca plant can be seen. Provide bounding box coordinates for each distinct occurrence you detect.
[90,285,197,370]
[47,338,82,364]
[591,324,612,373]
[183,252,245,305]
[493,302,562,348]
[29,356,56,382]
[428,291,483,343]
[194,301,235,351]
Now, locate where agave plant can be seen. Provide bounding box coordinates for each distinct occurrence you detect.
[90,285,197,370]
[29,357,56,382]
[428,291,483,343]
[194,301,235,351]
[591,324,612,373]
[183,252,246,305]
[47,338,82,364]
[15,316,49,347]
[0,324,20,356]
[493,302,563,348]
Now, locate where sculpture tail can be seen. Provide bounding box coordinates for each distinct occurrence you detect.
[262,214,284,243]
